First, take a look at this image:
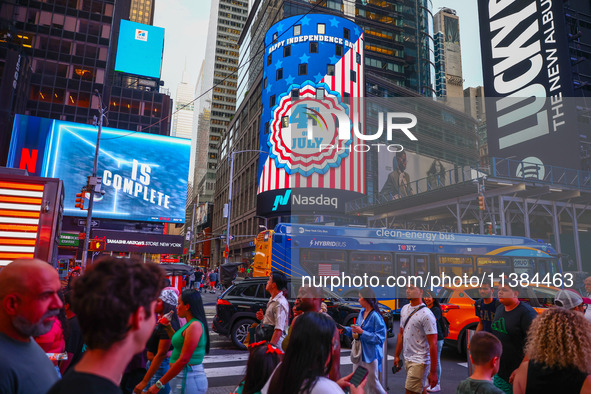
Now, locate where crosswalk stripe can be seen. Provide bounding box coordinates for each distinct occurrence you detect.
[202,352,393,378]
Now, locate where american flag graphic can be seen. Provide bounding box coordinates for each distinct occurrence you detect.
[259,34,365,194]
[318,263,341,276]
[0,181,44,266]
[166,275,185,294]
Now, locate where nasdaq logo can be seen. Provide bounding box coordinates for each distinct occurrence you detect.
[272,190,291,211]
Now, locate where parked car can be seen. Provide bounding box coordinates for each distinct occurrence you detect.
[212,276,394,349]
[438,284,561,354]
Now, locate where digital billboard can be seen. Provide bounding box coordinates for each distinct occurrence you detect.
[114,20,165,79]
[377,150,455,197]
[7,115,190,223]
[477,0,578,172]
[258,14,365,216]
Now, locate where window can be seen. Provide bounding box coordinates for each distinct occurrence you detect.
[291,89,299,99]
[276,68,283,80]
[283,45,291,57]
[270,95,275,107]
[267,54,272,66]
[327,65,335,76]
[281,116,289,128]
[264,122,269,134]
[317,23,325,34]
[298,63,307,75]
[344,28,350,40]
[350,70,356,82]
[316,88,325,99]
[336,45,343,56]
[356,53,361,64]
[263,77,267,88]
[310,42,318,53]
[294,25,301,36]
[272,32,278,43]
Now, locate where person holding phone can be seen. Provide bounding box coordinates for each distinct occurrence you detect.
[263,312,366,394]
[342,287,387,394]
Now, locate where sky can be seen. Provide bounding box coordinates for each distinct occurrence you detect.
[153,0,211,100]
[155,0,483,101]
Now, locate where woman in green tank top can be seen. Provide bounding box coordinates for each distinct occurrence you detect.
[147,289,210,394]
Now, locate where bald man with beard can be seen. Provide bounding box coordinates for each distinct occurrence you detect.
[0,259,63,393]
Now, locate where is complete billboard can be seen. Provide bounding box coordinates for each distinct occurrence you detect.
[114,20,165,79]
[7,115,190,223]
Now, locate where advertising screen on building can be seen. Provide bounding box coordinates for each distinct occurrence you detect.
[114,20,165,79]
[7,115,190,223]
[92,229,183,254]
[477,0,578,172]
[257,14,365,216]
[377,150,456,197]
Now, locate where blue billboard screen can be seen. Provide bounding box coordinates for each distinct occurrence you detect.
[8,115,190,223]
[114,20,165,79]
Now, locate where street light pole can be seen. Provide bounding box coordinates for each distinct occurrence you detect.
[225,149,268,265]
[81,90,107,271]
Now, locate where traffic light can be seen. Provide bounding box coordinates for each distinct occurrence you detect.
[488,224,493,235]
[75,189,85,210]
[89,239,106,251]
[478,194,485,211]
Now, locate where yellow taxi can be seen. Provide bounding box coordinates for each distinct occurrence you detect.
[438,284,561,354]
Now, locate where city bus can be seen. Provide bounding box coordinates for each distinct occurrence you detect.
[252,224,562,312]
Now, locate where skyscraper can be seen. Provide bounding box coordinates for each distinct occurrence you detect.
[433,7,464,111]
[192,0,249,204]
[172,67,194,140]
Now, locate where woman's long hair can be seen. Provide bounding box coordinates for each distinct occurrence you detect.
[360,287,381,316]
[423,289,441,309]
[267,312,336,394]
[242,342,282,394]
[525,307,591,374]
[181,289,210,354]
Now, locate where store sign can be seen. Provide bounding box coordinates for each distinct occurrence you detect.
[92,229,183,254]
[59,233,79,247]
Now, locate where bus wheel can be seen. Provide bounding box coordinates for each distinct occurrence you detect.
[232,318,255,350]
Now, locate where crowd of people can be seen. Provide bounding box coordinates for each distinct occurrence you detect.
[2,257,591,394]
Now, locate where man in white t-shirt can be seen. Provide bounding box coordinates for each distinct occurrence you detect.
[394,285,438,394]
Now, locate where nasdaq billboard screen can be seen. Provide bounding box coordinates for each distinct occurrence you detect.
[257,14,365,216]
[7,115,190,223]
[114,20,165,79]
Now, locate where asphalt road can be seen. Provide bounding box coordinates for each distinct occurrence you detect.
[199,289,469,393]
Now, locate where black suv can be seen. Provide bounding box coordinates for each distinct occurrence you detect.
[212,277,394,349]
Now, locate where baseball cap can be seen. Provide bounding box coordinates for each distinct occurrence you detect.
[554,289,584,310]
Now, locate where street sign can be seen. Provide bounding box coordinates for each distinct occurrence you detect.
[229,235,235,240]
[78,219,100,227]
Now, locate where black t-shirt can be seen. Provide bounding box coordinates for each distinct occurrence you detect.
[145,318,180,355]
[195,271,203,282]
[474,298,501,333]
[429,305,444,340]
[491,302,537,381]
[64,316,85,372]
[47,371,122,394]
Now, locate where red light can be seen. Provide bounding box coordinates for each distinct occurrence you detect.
[217,299,231,306]
[440,304,460,313]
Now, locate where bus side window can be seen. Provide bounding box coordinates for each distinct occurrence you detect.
[513,258,535,276]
